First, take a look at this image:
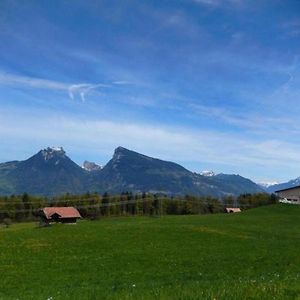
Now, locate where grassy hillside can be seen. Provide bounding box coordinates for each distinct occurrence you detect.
[0,204,300,299]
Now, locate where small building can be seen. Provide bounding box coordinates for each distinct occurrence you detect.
[225,207,241,213]
[275,186,300,204]
[40,207,82,224]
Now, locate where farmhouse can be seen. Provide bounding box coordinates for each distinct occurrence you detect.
[40,207,82,224]
[225,207,241,213]
[275,186,300,204]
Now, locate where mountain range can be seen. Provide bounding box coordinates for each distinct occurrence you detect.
[262,178,300,193]
[0,146,264,197]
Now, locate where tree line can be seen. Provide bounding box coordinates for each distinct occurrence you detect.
[0,192,277,224]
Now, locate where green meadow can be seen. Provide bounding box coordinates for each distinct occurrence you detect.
[0,204,299,300]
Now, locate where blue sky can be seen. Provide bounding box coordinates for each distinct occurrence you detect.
[0,0,300,183]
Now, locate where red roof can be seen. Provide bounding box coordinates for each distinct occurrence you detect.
[42,207,82,219]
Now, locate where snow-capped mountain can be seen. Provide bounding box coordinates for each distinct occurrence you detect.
[82,161,102,172]
[200,170,216,177]
[0,146,87,196]
[0,146,264,196]
[90,147,263,196]
[258,181,280,189]
[266,177,300,193]
[41,147,66,161]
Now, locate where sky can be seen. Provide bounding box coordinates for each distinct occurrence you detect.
[0,0,300,183]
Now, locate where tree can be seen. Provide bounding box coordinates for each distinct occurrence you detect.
[101,192,110,216]
[22,193,31,219]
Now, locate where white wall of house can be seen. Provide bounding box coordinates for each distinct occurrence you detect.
[277,187,300,204]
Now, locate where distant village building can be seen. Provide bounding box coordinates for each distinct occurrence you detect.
[275,186,300,204]
[225,207,241,213]
[40,207,82,225]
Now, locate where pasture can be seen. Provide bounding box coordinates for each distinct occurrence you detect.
[0,204,299,299]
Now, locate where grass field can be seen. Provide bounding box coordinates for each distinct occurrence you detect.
[0,204,300,300]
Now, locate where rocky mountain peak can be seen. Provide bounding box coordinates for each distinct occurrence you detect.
[83,160,102,172]
[114,146,128,154]
[200,170,216,177]
[41,147,66,161]
[112,146,132,160]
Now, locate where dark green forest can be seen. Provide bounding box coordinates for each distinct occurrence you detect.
[0,192,277,224]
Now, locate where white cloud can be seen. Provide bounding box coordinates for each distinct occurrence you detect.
[1,110,300,181]
[112,81,132,85]
[0,72,68,91]
[68,83,110,102]
[0,72,112,102]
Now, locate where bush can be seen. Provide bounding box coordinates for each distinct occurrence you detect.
[3,218,12,228]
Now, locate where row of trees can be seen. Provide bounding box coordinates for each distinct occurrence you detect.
[0,192,278,223]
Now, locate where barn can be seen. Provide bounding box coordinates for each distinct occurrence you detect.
[225,207,241,213]
[275,186,300,204]
[40,207,82,224]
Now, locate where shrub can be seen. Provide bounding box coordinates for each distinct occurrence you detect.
[3,218,12,228]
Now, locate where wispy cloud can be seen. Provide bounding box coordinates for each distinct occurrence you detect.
[190,0,245,7]
[68,83,110,102]
[0,72,122,102]
[189,100,300,138]
[191,0,219,5]
[279,20,300,38]
[1,109,300,181]
[112,81,133,85]
[0,72,68,91]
